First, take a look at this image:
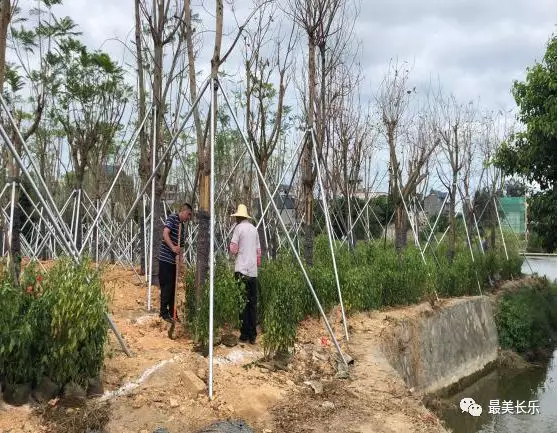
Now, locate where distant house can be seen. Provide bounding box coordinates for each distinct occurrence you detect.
[353,188,388,200]
[423,189,449,218]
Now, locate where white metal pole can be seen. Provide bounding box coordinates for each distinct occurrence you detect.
[7,181,16,262]
[255,136,305,230]
[219,80,349,370]
[494,198,509,260]
[142,194,148,281]
[148,106,157,312]
[208,77,216,400]
[311,130,349,342]
[421,194,449,256]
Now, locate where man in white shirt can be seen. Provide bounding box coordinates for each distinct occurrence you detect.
[229,204,261,344]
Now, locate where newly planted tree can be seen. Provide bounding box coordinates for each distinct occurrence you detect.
[48,38,131,250]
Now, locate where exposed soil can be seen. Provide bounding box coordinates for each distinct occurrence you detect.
[0,265,447,433]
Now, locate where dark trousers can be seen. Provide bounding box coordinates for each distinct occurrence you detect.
[235,272,258,340]
[159,260,176,318]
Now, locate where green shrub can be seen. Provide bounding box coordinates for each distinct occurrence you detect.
[38,258,108,386]
[0,258,107,388]
[259,255,305,357]
[496,278,557,353]
[187,259,245,350]
[0,278,35,384]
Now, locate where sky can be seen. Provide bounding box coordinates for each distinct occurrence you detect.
[51,0,557,111]
[13,0,557,195]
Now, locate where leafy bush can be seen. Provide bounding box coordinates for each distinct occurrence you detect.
[496,278,557,353]
[259,255,304,357]
[0,258,107,388]
[187,258,245,350]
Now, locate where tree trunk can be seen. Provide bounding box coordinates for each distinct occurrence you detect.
[394,204,407,251]
[195,0,223,302]
[448,183,457,262]
[135,0,148,274]
[0,0,11,93]
[302,35,316,266]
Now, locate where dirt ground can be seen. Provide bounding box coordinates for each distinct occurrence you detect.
[0,265,448,433]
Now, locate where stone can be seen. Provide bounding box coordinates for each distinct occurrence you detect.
[196,420,253,433]
[335,370,349,379]
[285,379,295,387]
[181,370,207,395]
[222,334,239,347]
[132,394,147,409]
[303,380,323,395]
[312,351,329,362]
[322,401,335,410]
[169,398,180,408]
[197,368,208,381]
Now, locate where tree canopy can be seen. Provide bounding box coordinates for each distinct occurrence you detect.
[496,35,557,252]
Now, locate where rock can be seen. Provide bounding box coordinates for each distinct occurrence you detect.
[181,370,207,395]
[153,428,170,433]
[132,394,147,409]
[169,397,180,408]
[312,350,329,362]
[303,380,323,395]
[285,379,295,387]
[197,368,208,381]
[322,401,335,410]
[196,419,253,433]
[335,370,349,379]
[263,430,273,433]
[222,334,239,347]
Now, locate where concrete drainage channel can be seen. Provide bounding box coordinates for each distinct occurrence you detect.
[380,297,499,395]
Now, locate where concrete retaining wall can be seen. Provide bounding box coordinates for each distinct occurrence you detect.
[381,297,498,394]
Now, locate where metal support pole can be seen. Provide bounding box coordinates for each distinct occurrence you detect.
[208,77,216,400]
[219,80,349,370]
[311,130,349,342]
[148,105,157,312]
[494,198,509,260]
[0,122,132,357]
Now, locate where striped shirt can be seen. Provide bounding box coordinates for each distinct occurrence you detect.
[159,213,185,265]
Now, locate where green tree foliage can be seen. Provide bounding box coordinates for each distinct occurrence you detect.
[496,278,557,354]
[496,36,557,252]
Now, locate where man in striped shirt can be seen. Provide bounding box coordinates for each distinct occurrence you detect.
[159,202,192,322]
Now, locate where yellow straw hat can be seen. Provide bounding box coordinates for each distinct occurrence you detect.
[231,204,251,219]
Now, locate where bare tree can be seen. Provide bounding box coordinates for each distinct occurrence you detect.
[431,92,476,260]
[0,0,11,93]
[243,3,296,257]
[377,62,437,250]
[287,0,343,264]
